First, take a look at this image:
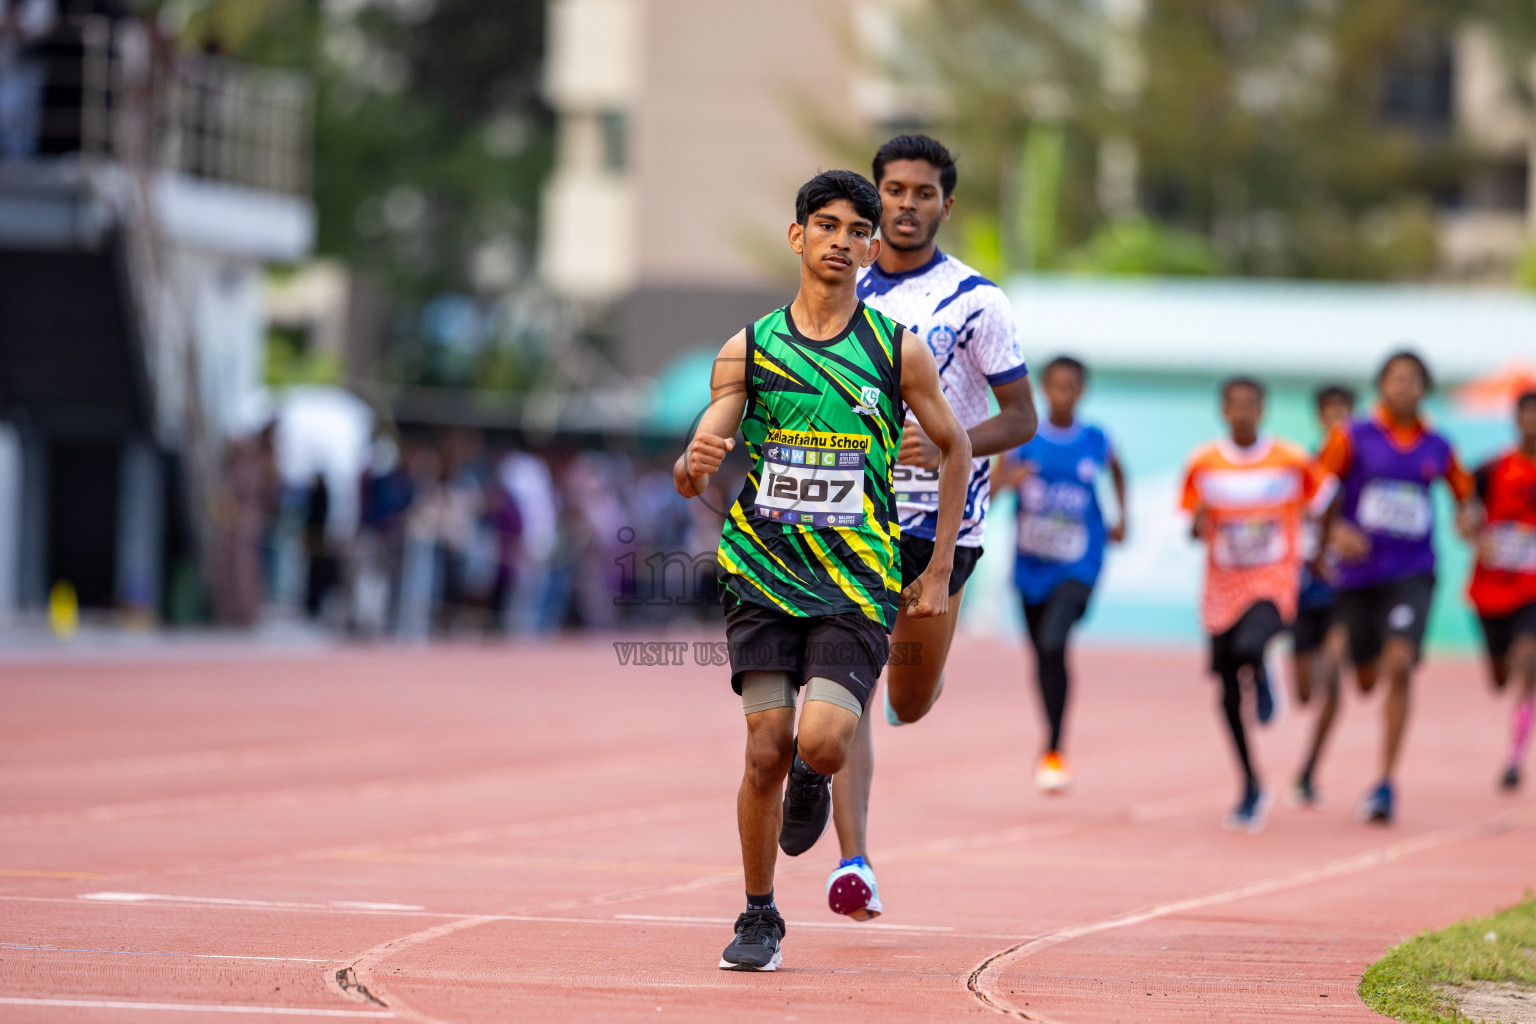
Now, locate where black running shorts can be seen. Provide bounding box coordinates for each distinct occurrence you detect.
[1335,573,1435,667]
[722,594,888,709]
[1291,603,1336,656]
[1021,579,1093,652]
[1479,601,1536,663]
[898,535,982,597]
[1209,600,1284,675]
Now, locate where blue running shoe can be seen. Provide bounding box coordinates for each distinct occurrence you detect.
[1223,785,1271,833]
[1253,664,1277,726]
[883,688,906,727]
[1357,780,1395,824]
[826,856,882,921]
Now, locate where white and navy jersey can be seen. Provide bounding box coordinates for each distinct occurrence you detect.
[857,249,1028,547]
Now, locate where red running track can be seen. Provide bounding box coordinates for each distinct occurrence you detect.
[0,637,1531,1022]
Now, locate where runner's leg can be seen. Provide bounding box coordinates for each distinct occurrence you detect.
[1507,633,1536,771]
[830,596,962,864]
[1292,648,1315,706]
[739,701,796,895]
[885,590,966,724]
[832,703,874,862]
[1027,582,1090,754]
[1219,664,1257,789]
[1375,577,1432,786]
[1299,622,1346,788]
[1026,596,1066,753]
[1377,637,1416,782]
[1212,623,1257,792]
[796,693,862,776]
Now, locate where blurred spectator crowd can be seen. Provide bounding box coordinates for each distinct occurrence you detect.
[208,427,738,638]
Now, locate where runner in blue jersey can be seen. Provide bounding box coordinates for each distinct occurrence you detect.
[995,356,1126,792]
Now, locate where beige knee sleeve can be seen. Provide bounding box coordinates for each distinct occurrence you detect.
[804,676,863,718]
[741,673,863,718]
[740,671,796,715]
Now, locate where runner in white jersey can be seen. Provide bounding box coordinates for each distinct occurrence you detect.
[782,135,1037,922]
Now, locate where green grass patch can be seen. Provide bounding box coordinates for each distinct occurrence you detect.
[1360,895,1536,1023]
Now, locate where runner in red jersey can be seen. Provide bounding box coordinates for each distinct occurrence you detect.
[1467,390,1536,791]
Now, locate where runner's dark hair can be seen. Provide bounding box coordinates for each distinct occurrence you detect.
[1043,355,1087,384]
[1518,390,1536,411]
[1314,384,1356,410]
[1378,349,1434,392]
[1222,376,1265,402]
[795,169,882,228]
[872,134,958,199]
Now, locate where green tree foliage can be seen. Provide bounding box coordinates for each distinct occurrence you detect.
[885,0,1536,281]
[165,0,553,306]
[872,0,1104,276]
[1062,216,1221,276]
[1518,243,1536,291]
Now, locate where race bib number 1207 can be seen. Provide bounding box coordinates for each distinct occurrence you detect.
[754,429,867,528]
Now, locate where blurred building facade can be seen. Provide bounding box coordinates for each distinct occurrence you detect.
[1443,26,1536,280]
[537,2,1536,373]
[538,0,872,374]
[0,14,313,619]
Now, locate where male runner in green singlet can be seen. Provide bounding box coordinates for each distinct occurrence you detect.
[675,169,971,971]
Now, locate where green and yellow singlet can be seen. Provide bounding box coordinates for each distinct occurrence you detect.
[717,302,904,629]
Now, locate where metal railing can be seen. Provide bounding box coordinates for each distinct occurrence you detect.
[7,15,311,195]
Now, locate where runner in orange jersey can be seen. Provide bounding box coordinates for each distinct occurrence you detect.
[1182,377,1323,832]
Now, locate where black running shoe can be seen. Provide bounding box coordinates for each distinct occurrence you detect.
[1501,765,1521,791]
[779,753,832,856]
[718,908,785,971]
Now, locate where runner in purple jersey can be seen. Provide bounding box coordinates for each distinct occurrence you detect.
[1315,351,1477,824]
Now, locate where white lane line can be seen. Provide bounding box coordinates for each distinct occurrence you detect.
[329,902,425,911]
[80,893,424,911]
[0,734,433,786]
[1128,787,1229,823]
[0,943,337,962]
[967,802,1536,1021]
[614,913,956,934]
[0,997,392,1017]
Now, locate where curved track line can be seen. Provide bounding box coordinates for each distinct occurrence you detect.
[967,804,1536,1020]
[323,792,1222,1021]
[332,915,501,1023]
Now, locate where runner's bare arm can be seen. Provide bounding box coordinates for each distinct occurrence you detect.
[1445,450,1482,538]
[1179,461,1205,540]
[674,331,748,499]
[897,375,1037,467]
[991,452,1031,495]
[1321,483,1370,563]
[1108,450,1128,543]
[1312,431,1371,562]
[899,329,972,618]
[970,376,1038,456]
